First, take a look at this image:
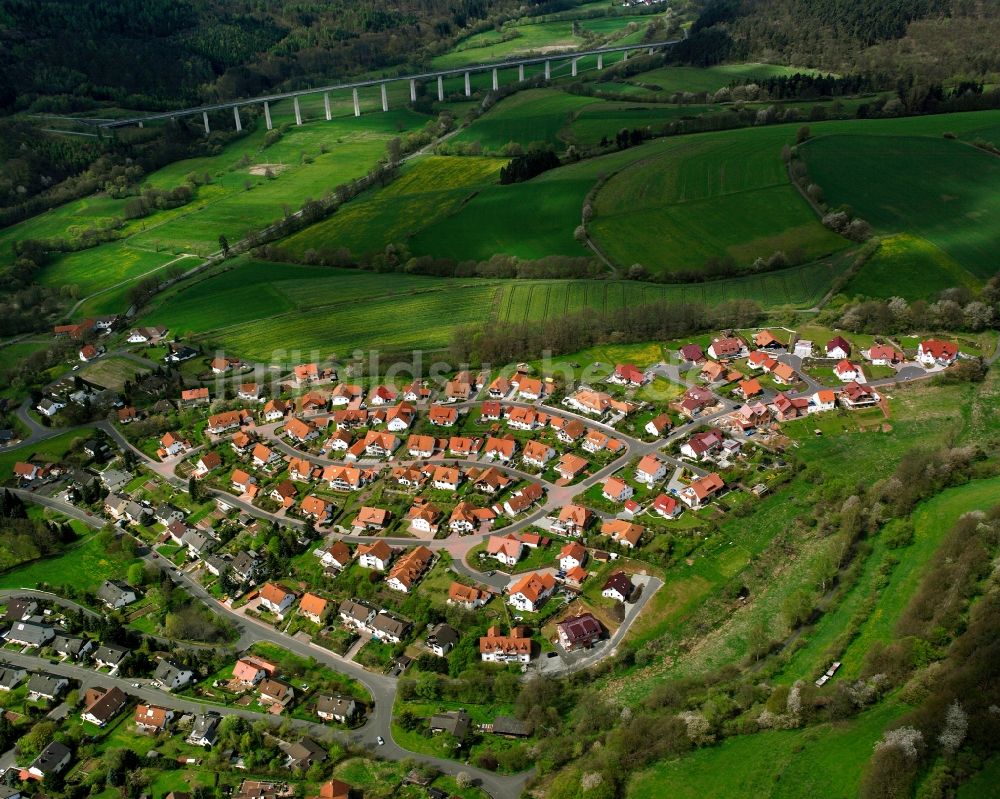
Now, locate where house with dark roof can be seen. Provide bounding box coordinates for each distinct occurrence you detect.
[5,622,54,648]
[429,710,471,740]
[425,623,459,657]
[27,673,68,701]
[285,737,327,770]
[601,572,634,603]
[97,580,139,609]
[81,686,129,727]
[25,740,71,780]
[316,695,358,724]
[556,614,603,651]
[153,660,194,691]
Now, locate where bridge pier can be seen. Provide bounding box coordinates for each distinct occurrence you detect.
[437,74,444,102]
[464,71,471,96]
[623,50,629,61]
[518,63,525,82]
[544,60,551,80]
[492,68,499,91]
[263,101,272,130]
[381,83,389,112]
[233,106,242,132]
[410,79,417,103]
[202,111,210,135]
[293,96,302,125]
[353,88,360,117]
[648,46,655,55]
[571,57,578,77]
[597,53,603,70]
[323,92,331,121]
[137,120,143,128]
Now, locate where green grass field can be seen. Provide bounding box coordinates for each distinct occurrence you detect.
[625,63,824,95]
[135,251,850,360]
[0,532,139,592]
[452,89,595,150]
[801,112,1000,289]
[843,233,981,301]
[627,699,905,799]
[590,123,850,274]
[281,156,505,258]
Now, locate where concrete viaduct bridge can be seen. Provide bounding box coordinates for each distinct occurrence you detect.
[100,39,679,132]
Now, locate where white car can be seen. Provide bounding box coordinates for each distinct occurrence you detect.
[376,736,385,746]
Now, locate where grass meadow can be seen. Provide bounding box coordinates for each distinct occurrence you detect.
[625,63,824,95]
[802,127,1000,283]
[590,123,849,274]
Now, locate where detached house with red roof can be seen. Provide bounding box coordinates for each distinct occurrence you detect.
[635,454,667,486]
[406,501,442,535]
[386,546,433,593]
[508,571,556,612]
[679,472,725,508]
[609,363,646,386]
[653,493,680,519]
[358,540,395,571]
[681,428,725,461]
[866,344,905,366]
[707,336,745,360]
[487,534,524,566]
[834,360,862,382]
[917,340,959,367]
[841,381,880,409]
[428,405,459,427]
[602,476,633,503]
[258,583,296,616]
[810,390,837,413]
[558,541,587,572]
[480,625,532,663]
[826,336,852,359]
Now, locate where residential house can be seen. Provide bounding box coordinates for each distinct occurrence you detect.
[5,622,54,648]
[810,390,837,413]
[160,431,188,457]
[406,502,442,535]
[609,363,645,386]
[602,571,634,603]
[700,359,727,383]
[369,611,409,643]
[449,501,494,535]
[97,580,138,609]
[285,737,327,770]
[386,546,433,593]
[385,402,416,432]
[555,418,586,444]
[181,387,210,406]
[826,336,852,359]
[135,704,173,732]
[917,340,959,367]
[754,330,784,350]
[300,495,334,524]
[27,673,67,701]
[487,534,524,567]
[501,482,544,516]
[507,571,556,612]
[772,392,810,421]
[81,686,128,727]
[473,466,511,494]
[320,541,352,571]
[258,678,294,707]
[425,623,459,657]
[207,410,248,434]
[448,582,490,609]
[483,436,517,462]
[557,503,592,535]
[153,660,194,692]
[447,436,480,458]
[522,440,555,469]
[515,376,545,400]
[263,399,290,422]
[601,476,633,503]
[358,540,395,571]
[271,480,297,508]
[429,710,472,740]
[338,600,375,630]
[601,519,644,548]
[841,381,881,409]
[707,337,745,360]
[867,344,905,366]
[556,614,602,651]
[360,430,398,458]
[679,472,725,508]
[428,405,458,427]
[432,465,462,491]
[258,583,296,616]
[555,452,588,481]
[681,428,725,461]
[653,494,680,519]
[316,695,358,724]
[834,360,861,382]
[285,417,318,443]
[635,453,667,485]
[25,741,72,780]
[187,714,221,747]
[564,389,636,417]
[558,541,587,572]
[736,378,763,399]
[506,407,537,430]
[679,343,704,362]
[0,665,26,691]
[488,376,511,398]
[93,644,129,672]
[480,625,532,663]
[351,506,390,532]
[645,413,672,437]
[194,451,222,476]
[232,656,275,686]
[299,593,329,624]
